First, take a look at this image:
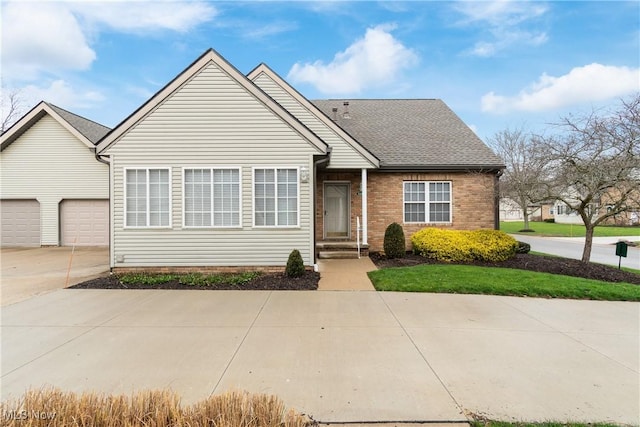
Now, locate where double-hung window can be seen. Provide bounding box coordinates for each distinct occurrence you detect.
[403,181,452,223]
[125,168,171,227]
[183,168,241,227]
[254,168,298,227]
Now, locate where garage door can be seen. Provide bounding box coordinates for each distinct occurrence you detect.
[60,200,109,246]
[1,199,41,247]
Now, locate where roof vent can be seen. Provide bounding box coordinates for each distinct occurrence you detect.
[331,107,338,121]
[342,101,350,119]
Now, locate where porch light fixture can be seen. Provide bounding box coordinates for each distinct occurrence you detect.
[300,166,309,183]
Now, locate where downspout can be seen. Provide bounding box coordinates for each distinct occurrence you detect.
[95,150,110,165]
[94,149,113,270]
[494,169,503,230]
[312,151,331,270]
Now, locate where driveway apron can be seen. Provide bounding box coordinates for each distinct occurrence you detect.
[1,289,637,424]
[1,247,109,306]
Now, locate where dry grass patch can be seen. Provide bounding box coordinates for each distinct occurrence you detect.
[0,387,313,427]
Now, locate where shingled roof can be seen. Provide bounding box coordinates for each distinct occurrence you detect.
[1,101,111,151]
[46,103,111,145]
[312,99,504,170]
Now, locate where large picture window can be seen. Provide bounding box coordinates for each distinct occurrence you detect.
[125,168,171,227]
[403,181,451,223]
[184,168,241,227]
[254,168,298,227]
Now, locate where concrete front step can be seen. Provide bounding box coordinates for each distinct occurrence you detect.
[318,251,360,259]
[316,241,366,250]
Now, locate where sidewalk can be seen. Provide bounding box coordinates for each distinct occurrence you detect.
[317,258,377,291]
[2,290,637,424]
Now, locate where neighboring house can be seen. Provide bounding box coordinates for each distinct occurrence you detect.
[96,49,504,271]
[532,203,555,222]
[500,198,555,223]
[553,200,595,225]
[0,102,110,247]
[499,198,525,222]
[554,198,640,226]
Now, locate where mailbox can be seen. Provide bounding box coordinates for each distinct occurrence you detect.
[615,241,628,258]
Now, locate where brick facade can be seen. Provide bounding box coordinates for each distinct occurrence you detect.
[317,170,498,252]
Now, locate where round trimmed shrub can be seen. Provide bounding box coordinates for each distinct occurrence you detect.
[383,222,406,259]
[516,241,531,254]
[411,228,517,262]
[285,249,305,277]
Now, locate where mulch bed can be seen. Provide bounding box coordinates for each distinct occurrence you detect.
[70,271,320,291]
[370,252,640,285]
[71,252,639,291]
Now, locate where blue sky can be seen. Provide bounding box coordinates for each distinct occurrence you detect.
[2,1,639,142]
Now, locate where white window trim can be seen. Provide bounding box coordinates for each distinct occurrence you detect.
[124,167,172,229]
[403,180,453,224]
[181,166,243,229]
[252,166,301,228]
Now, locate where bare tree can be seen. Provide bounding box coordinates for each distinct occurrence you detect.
[1,87,24,133]
[541,94,640,262]
[489,126,549,231]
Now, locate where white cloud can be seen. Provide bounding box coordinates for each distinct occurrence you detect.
[470,27,548,57]
[287,24,418,94]
[71,1,217,34]
[1,2,96,80]
[454,0,549,57]
[0,1,217,82]
[481,63,640,113]
[21,80,106,110]
[455,0,548,26]
[241,22,298,39]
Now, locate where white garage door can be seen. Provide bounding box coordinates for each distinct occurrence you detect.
[1,199,41,247]
[60,200,109,246]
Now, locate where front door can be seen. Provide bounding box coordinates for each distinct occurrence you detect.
[324,183,350,238]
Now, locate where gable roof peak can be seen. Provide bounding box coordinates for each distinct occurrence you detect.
[248,63,379,167]
[1,101,110,151]
[98,48,328,155]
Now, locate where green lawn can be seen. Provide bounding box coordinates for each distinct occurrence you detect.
[368,264,640,301]
[499,221,639,237]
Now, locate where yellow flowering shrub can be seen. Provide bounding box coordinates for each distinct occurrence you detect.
[410,228,517,262]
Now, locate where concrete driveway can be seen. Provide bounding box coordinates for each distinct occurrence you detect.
[1,289,637,424]
[1,247,109,306]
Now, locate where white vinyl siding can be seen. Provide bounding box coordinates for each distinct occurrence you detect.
[254,168,298,227]
[0,114,109,245]
[404,181,452,223]
[125,168,171,228]
[105,61,319,267]
[184,168,240,227]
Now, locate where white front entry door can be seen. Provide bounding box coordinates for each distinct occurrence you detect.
[324,183,350,238]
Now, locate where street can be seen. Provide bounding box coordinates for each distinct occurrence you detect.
[513,234,639,269]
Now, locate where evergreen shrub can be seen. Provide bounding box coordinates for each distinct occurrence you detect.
[285,249,305,277]
[383,222,406,259]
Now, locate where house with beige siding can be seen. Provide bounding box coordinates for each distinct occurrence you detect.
[0,102,110,247]
[95,48,504,271]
